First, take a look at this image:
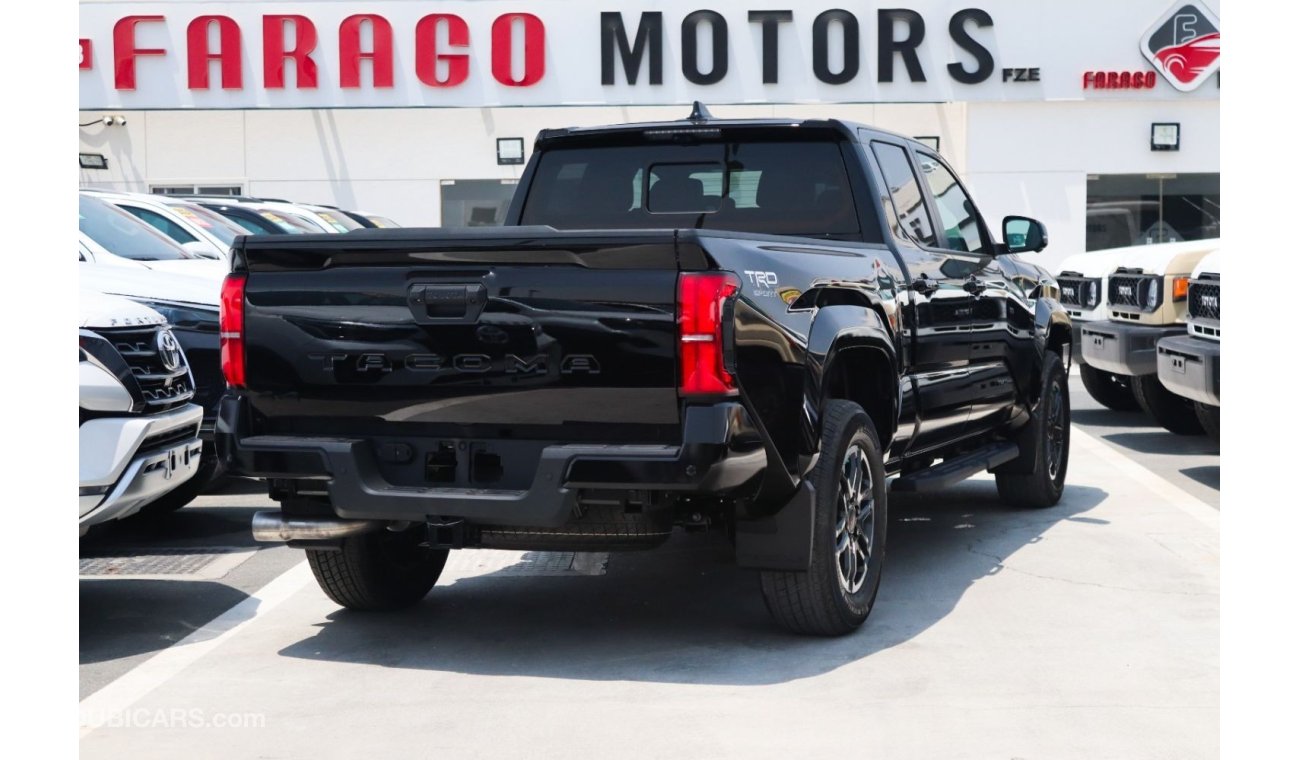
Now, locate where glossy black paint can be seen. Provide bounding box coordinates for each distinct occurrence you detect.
[221,116,1070,529]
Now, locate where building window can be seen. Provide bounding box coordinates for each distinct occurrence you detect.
[150,184,243,197]
[1085,173,1220,251]
[440,179,519,227]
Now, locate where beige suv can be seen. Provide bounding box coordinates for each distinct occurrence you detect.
[1080,239,1218,434]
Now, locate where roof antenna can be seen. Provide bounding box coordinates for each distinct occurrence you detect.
[687,101,714,122]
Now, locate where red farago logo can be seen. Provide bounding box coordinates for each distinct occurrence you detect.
[1141,1,1221,91]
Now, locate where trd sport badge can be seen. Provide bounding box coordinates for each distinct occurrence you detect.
[1141,1,1221,92]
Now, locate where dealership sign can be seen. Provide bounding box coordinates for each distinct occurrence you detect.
[78,0,1220,109]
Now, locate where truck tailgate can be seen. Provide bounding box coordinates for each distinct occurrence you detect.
[236,229,683,443]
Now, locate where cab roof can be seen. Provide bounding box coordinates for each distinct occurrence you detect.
[535,101,923,151]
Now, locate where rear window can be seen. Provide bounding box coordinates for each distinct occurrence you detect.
[79,195,192,261]
[520,140,872,240]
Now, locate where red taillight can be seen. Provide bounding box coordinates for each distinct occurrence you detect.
[220,273,247,388]
[678,272,740,396]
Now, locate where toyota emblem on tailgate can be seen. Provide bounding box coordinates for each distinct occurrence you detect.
[156,329,182,371]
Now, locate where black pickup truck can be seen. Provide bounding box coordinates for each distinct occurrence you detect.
[217,106,1072,635]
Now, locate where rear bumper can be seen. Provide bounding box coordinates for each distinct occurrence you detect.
[1157,334,1220,406]
[217,395,768,527]
[1080,320,1184,377]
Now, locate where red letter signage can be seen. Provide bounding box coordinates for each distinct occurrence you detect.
[415,14,470,87]
[263,14,318,89]
[340,14,394,88]
[187,15,242,89]
[113,15,166,90]
[491,13,545,87]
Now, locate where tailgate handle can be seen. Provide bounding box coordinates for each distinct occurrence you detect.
[408,283,488,323]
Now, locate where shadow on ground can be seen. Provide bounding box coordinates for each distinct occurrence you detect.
[1070,408,1149,429]
[79,578,249,666]
[1180,465,1220,491]
[1102,431,1218,457]
[279,480,1107,685]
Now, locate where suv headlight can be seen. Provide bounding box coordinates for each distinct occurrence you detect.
[1085,279,1101,309]
[1144,278,1160,310]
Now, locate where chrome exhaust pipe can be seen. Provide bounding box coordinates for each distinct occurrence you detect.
[251,511,384,543]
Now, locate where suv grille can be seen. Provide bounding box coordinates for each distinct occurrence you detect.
[1057,275,1099,309]
[1188,281,1220,321]
[99,326,195,412]
[139,423,200,454]
[1108,274,1157,311]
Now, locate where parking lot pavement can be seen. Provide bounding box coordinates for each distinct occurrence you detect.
[79,385,1219,759]
[78,480,300,699]
[1069,371,1220,508]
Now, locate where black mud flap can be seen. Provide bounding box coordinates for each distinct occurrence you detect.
[734,481,814,571]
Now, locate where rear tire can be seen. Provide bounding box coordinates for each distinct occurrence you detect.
[1133,374,1205,435]
[1194,403,1220,440]
[996,350,1069,508]
[759,400,887,636]
[307,526,448,611]
[1079,363,1140,411]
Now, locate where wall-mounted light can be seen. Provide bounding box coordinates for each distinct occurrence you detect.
[79,115,127,128]
[915,136,941,152]
[496,137,525,166]
[79,153,109,170]
[1150,122,1180,151]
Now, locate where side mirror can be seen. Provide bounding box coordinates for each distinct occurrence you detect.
[1002,216,1048,254]
[181,241,224,260]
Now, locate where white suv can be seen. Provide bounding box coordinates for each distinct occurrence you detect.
[79,290,204,535]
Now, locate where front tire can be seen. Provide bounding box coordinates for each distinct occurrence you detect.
[307,525,449,611]
[1079,363,1140,411]
[1194,403,1220,440]
[760,400,887,636]
[1133,374,1205,435]
[996,350,1069,508]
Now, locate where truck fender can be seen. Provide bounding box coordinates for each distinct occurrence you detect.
[801,304,900,457]
[1036,298,1074,377]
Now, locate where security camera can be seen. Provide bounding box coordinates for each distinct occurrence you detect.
[101,115,113,126]
[113,115,127,127]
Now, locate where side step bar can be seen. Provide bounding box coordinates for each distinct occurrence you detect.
[891,442,1020,494]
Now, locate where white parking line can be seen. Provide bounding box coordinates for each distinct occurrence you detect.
[1071,426,1220,530]
[78,560,314,737]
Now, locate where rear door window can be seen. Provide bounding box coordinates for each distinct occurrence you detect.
[870,142,936,247]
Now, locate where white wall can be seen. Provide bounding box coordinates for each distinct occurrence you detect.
[78,99,1217,270]
[963,99,1219,272]
[77,103,968,225]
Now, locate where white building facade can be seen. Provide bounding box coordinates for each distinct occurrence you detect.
[78,0,1220,271]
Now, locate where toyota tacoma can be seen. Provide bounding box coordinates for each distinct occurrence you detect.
[218,106,1073,635]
